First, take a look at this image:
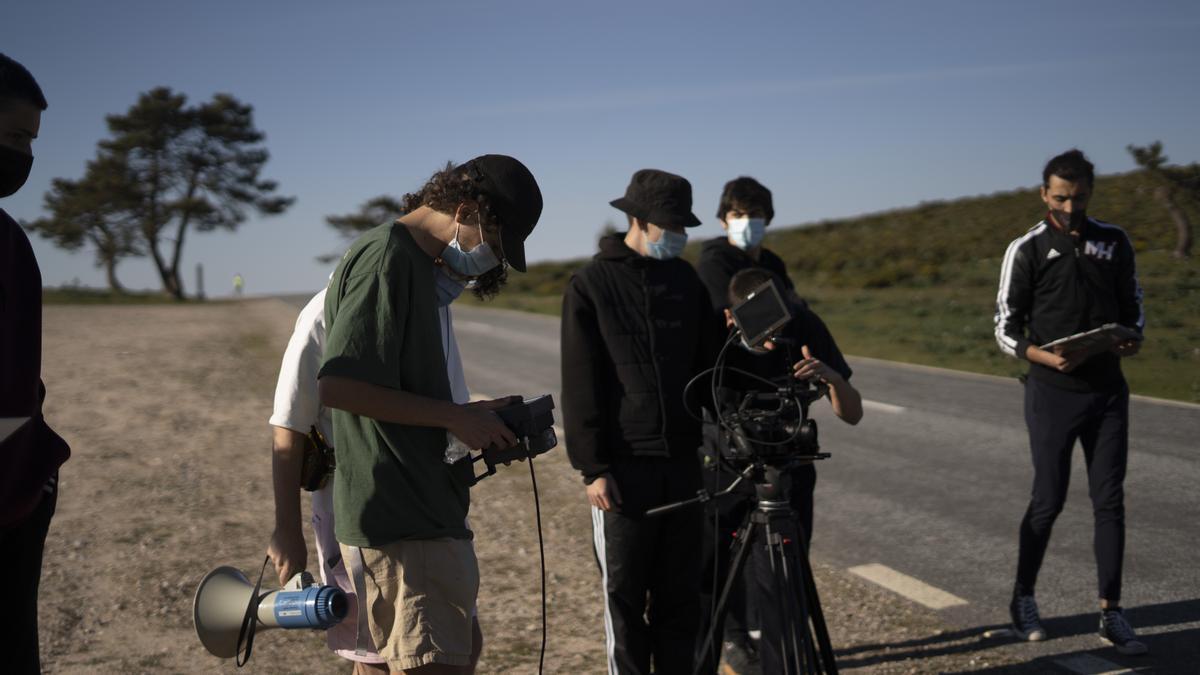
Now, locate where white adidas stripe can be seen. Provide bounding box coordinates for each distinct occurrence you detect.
[591,506,620,674]
[994,222,1046,357]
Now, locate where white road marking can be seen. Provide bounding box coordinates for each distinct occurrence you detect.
[1053,654,1135,675]
[848,563,967,610]
[862,399,906,414]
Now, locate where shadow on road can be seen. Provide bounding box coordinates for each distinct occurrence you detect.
[834,598,1200,673]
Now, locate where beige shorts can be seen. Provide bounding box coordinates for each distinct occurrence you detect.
[340,538,480,671]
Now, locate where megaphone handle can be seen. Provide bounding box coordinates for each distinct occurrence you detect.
[235,555,270,667]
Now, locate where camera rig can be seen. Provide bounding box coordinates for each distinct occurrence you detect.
[449,394,558,486]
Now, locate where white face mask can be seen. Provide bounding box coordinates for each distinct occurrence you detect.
[727,217,766,250]
[441,218,501,278]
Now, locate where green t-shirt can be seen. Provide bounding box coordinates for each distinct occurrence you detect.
[319,222,471,546]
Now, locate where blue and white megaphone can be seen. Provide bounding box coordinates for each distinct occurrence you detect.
[193,565,347,660]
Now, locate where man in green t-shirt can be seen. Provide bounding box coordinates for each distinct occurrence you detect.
[318,155,542,674]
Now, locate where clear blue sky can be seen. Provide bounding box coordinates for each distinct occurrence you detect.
[5,0,1199,295]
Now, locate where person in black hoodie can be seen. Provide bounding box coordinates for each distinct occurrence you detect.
[995,149,1147,655]
[697,176,793,313]
[562,169,716,675]
[0,53,71,675]
[695,176,795,672]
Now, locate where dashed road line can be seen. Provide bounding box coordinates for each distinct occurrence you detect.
[1053,654,1135,675]
[848,563,967,610]
[862,399,906,414]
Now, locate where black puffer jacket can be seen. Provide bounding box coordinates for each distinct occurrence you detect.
[697,237,794,312]
[561,235,718,482]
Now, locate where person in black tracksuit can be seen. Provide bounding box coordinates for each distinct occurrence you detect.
[562,169,717,675]
[994,149,1147,656]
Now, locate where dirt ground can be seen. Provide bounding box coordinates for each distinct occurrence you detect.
[36,299,1029,674]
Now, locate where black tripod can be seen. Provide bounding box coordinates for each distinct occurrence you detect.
[649,461,838,675]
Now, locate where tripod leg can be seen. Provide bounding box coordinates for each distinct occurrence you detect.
[693,518,756,675]
[795,539,838,675]
[763,519,812,675]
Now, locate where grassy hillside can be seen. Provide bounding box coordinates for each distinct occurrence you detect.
[464,168,1200,402]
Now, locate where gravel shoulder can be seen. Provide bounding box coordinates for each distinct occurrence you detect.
[37,299,1050,674]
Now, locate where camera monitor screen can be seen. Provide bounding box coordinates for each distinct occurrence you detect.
[730,281,792,349]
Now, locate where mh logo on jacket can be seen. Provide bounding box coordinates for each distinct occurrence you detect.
[1085,240,1116,261]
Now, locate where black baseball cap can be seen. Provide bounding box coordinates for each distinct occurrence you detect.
[610,169,702,228]
[455,154,543,272]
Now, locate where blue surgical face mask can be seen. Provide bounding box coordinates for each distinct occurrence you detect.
[727,217,766,250]
[434,267,468,307]
[441,218,501,278]
[646,229,688,260]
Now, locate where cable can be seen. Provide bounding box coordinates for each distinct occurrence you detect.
[529,458,547,675]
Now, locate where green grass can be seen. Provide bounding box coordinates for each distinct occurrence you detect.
[466,168,1200,402]
[42,287,193,304]
[795,252,1200,402]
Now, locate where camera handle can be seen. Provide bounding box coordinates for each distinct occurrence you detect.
[644,463,756,518]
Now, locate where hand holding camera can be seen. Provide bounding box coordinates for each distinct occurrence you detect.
[447,396,522,450]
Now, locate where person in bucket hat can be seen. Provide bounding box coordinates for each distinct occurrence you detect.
[562,169,720,674]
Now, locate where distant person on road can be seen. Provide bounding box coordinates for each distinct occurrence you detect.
[994,149,1147,655]
[0,52,72,675]
[233,272,244,296]
[561,169,718,675]
[318,155,542,673]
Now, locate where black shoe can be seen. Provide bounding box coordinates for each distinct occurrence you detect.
[1009,593,1046,641]
[1099,608,1148,655]
[720,637,760,675]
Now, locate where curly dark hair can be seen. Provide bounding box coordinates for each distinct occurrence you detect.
[402,161,508,300]
[1043,149,1094,188]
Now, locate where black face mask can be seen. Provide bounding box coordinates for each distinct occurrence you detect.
[0,146,34,198]
[1051,209,1087,233]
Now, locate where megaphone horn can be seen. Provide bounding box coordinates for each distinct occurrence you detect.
[193,565,348,659]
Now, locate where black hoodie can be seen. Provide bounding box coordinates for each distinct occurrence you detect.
[561,234,719,482]
[697,236,794,313]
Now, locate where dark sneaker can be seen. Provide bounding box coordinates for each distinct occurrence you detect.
[720,637,760,675]
[1099,608,1148,655]
[1010,594,1047,641]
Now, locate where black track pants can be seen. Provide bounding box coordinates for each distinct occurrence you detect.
[1016,377,1130,602]
[0,486,57,675]
[590,458,703,675]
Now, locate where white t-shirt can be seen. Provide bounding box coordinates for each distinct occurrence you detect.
[268,286,469,660]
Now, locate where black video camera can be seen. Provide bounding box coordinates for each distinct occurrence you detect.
[712,281,830,468]
[451,395,558,486]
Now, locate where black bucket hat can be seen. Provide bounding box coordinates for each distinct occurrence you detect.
[610,169,702,228]
[456,154,543,272]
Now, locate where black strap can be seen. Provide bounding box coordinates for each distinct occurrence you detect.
[236,555,270,667]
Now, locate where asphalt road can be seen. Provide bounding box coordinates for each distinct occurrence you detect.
[280,295,1200,672]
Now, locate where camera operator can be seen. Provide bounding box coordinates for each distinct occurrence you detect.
[699,269,861,675]
[317,155,542,674]
[694,176,811,672]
